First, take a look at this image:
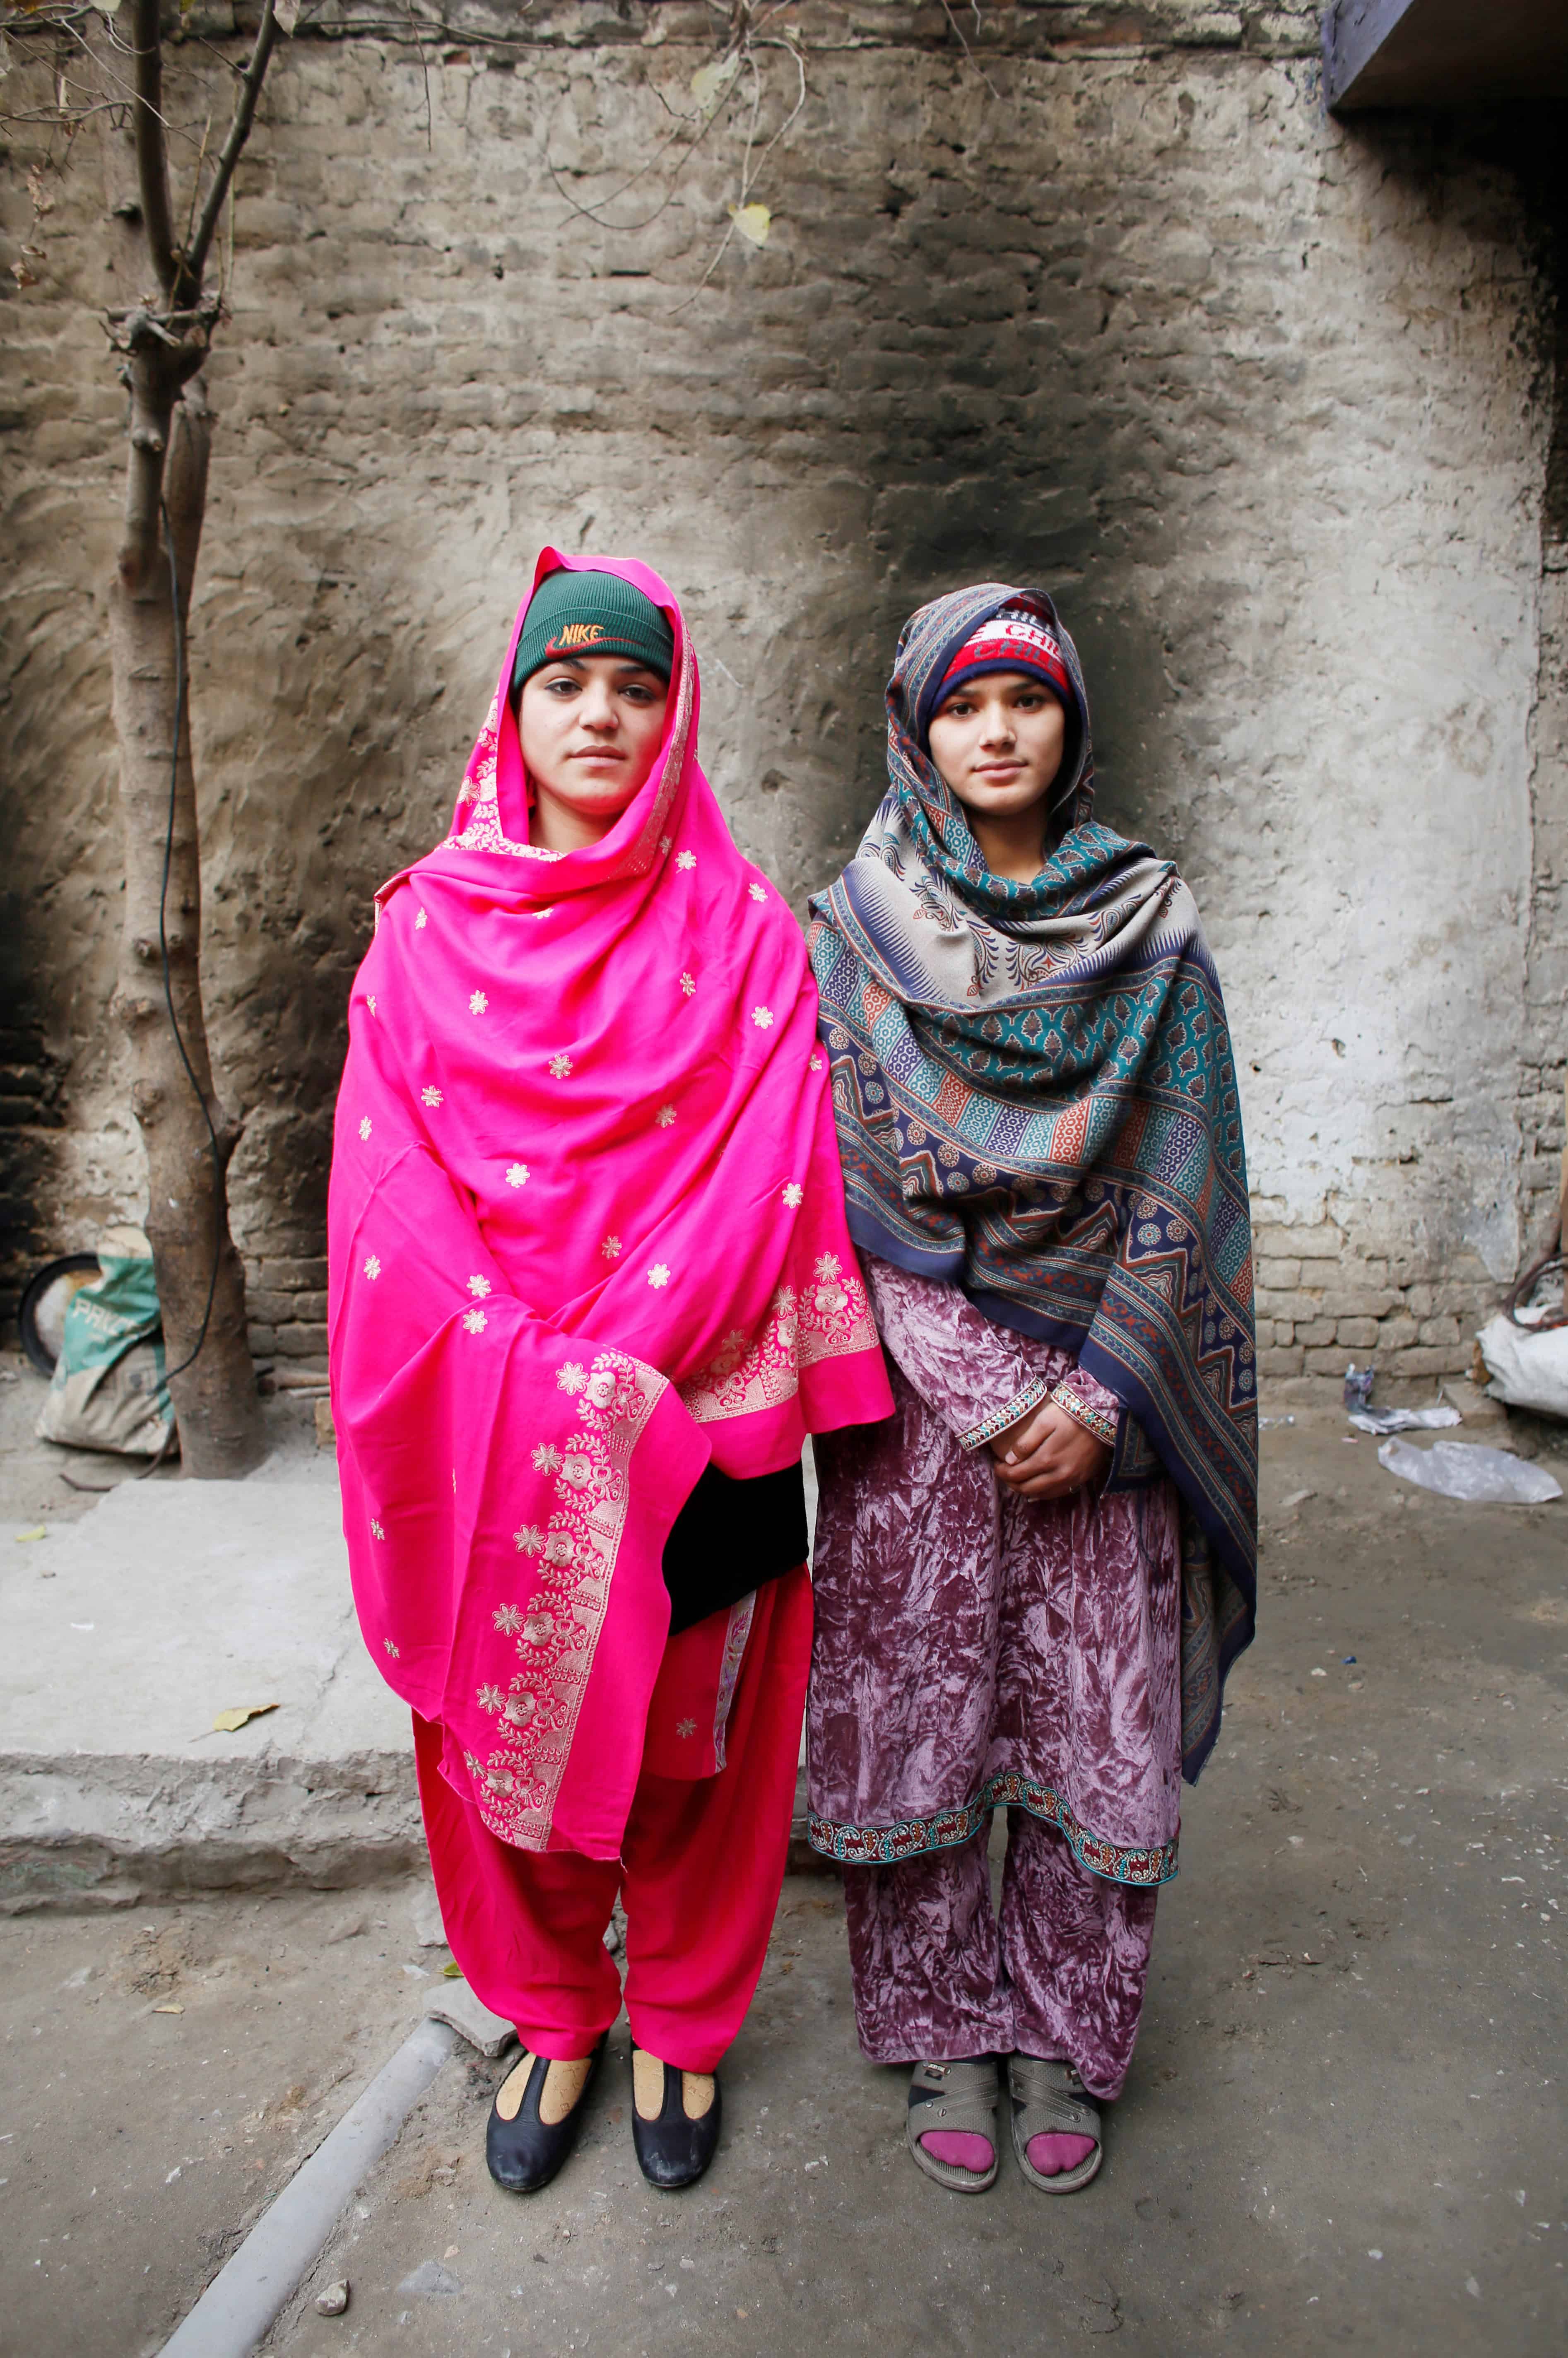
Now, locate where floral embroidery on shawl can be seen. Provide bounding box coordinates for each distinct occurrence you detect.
[468,1351,662,1847]
[677,1255,879,1425]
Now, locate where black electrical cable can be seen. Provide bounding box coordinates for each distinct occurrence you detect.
[155,491,224,1384]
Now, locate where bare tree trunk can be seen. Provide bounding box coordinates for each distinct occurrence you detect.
[3,0,280,1471]
[109,352,265,1477]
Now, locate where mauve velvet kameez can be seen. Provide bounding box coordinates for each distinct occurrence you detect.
[809,1257,1182,2098]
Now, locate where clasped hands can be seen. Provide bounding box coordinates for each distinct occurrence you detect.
[988,1397,1111,1501]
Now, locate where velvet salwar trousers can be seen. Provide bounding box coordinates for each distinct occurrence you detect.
[414,1565,812,2075]
[842,1807,1159,2101]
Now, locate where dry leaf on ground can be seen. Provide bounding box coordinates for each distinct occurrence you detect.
[212,1703,280,1733]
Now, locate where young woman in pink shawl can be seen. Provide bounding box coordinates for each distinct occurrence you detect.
[328,554,891,2197]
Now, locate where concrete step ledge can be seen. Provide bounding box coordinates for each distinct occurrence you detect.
[3,1477,831,1909]
[2,1481,419,1911]
[1,1747,422,1912]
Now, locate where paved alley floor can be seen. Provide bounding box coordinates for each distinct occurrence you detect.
[2,1395,1565,2357]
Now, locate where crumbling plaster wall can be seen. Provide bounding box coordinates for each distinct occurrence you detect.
[2,0,1561,1397]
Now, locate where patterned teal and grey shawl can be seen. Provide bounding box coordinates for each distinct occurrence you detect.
[809,582,1256,1781]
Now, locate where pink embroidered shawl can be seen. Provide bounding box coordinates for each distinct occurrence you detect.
[328,552,892,1859]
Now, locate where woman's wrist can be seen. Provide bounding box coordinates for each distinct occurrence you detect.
[1047,1381,1118,1452]
[956,1375,1051,1453]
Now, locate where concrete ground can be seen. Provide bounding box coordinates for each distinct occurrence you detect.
[2,1466,418,1909]
[0,1347,333,1526]
[2,1356,1566,2356]
[0,1881,442,2358]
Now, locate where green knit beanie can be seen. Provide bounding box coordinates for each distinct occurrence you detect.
[511,568,674,700]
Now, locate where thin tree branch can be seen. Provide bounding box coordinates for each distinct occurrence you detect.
[735,47,763,205]
[130,0,177,293]
[185,0,278,293]
[405,0,433,152]
[667,213,738,317]
[47,12,213,166]
[739,34,806,192]
[221,173,236,308]
[544,59,737,238]
[545,104,707,236]
[937,0,999,99]
[182,110,214,260]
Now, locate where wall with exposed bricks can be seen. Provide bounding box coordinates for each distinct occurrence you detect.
[2,1,1563,1396]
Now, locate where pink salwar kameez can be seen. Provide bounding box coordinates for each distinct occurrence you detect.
[328,554,893,2067]
[417,1565,812,2074]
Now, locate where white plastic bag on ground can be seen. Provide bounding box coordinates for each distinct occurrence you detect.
[1475,1314,1568,1420]
[1349,1405,1461,1436]
[1377,1436,1562,1504]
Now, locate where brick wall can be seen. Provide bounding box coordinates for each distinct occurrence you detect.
[2,2,1562,1392]
[243,1255,329,1365]
[1252,1218,1496,1400]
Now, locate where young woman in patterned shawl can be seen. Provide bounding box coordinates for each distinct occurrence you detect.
[328,554,891,2199]
[807,583,1257,2195]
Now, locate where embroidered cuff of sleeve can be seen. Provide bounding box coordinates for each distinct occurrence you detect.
[1049,1382,1119,1450]
[956,1376,1051,1453]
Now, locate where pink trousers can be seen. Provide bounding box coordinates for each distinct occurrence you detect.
[414,1565,812,2074]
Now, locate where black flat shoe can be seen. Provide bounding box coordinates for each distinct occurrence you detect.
[630,2046,722,2190]
[486,2038,604,2194]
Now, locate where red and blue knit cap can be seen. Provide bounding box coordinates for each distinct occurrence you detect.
[915,602,1074,747]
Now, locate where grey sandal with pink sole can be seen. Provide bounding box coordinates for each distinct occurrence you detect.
[906,2057,1001,2194]
[1007,2054,1103,2194]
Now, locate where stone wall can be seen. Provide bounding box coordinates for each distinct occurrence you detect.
[1,0,1562,1394]
[1522,138,1568,1316]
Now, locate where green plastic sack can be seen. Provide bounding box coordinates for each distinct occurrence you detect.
[36,1230,175,1458]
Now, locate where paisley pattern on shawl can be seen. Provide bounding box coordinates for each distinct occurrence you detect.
[808,582,1255,1782]
[329,552,892,1861]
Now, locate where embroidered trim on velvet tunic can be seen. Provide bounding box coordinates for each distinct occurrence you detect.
[955,1375,1051,1453]
[1049,1381,1120,1452]
[807,1771,1178,1887]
